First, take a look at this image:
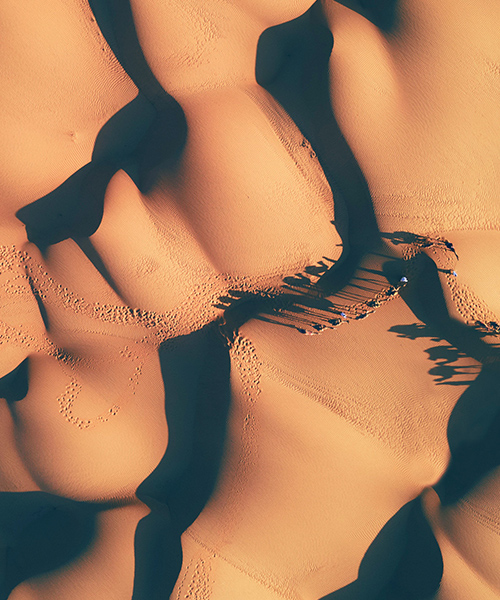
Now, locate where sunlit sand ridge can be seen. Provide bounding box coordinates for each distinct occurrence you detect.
[0,0,499,599]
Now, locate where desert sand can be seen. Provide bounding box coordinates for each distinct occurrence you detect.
[0,0,499,598]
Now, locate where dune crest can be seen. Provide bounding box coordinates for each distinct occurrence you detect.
[1,0,499,599]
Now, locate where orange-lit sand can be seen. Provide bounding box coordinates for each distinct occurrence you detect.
[1,1,499,598]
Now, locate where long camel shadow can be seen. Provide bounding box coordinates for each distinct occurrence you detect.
[397,244,500,507]
[129,9,389,597]
[389,324,500,507]
[317,242,499,599]
[259,7,497,600]
[12,4,495,600]
[389,247,500,504]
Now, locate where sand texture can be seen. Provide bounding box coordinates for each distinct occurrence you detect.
[1,0,499,598]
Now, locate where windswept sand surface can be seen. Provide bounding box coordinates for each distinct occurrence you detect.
[1,1,499,599]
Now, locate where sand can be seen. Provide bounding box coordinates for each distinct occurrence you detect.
[1,0,499,598]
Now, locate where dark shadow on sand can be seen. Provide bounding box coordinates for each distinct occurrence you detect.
[102,0,188,191]
[384,241,500,506]
[389,322,500,508]
[318,238,499,598]
[16,162,118,252]
[256,3,380,268]
[132,324,232,600]
[0,493,99,600]
[214,246,409,338]
[9,4,495,599]
[16,0,187,259]
[10,4,198,597]
[0,322,231,600]
[320,498,443,600]
[437,368,500,506]
[333,0,400,32]
[0,359,30,404]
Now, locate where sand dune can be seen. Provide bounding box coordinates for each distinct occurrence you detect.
[1,0,499,598]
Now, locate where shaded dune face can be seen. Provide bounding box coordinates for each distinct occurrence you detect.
[0,0,140,225]
[1,0,500,599]
[238,0,319,26]
[322,0,500,233]
[172,241,495,598]
[0,0,163,504]
[316,2,500,598]
[0,0,342,507]
[7,348,168,504]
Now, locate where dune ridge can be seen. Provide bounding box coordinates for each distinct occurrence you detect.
[1,0,500,599]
